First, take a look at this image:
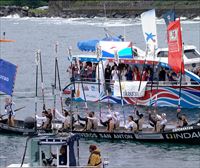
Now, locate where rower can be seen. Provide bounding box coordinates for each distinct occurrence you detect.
[156,113,167,132]
[100,114,115,132]
[176,108,188,128]
[125,115,137,132]
[148,109,161,132]
[4,97,15,127]
[78,112,98,131]
[134,110,144,132]
[112,112,120,129]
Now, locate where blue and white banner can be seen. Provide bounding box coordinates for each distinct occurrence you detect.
[0,59,17,95]
[114,81,148,97]
[141,9,158,56]
[99,41,133,59]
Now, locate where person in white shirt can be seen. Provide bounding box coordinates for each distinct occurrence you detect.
[121,67,127,81]
[125,115,137,132]
[111,66,119,81]
[156,113,167,132]
[36,111,47,128]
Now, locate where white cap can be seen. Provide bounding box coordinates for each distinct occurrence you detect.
[106,114,112,119]
[162,113,166,117]
[114,112,120,116]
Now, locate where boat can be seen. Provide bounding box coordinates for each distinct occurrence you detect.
[63,10,200,109]
[71,122,200,144]
[7,133,109,167]
[0,118,35,135]
[63,46,200,108]
[0,38,36,135]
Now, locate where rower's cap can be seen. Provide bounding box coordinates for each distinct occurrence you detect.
[162,113,166,117]
[114,112,120,116]
[107,114,112,119]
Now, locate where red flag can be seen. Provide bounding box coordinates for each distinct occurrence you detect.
[167,19,184,74]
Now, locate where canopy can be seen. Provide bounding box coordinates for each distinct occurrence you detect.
[77,36,122,52]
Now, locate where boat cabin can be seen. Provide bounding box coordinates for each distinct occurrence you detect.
[8,133,81,167]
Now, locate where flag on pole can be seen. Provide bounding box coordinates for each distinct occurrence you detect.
[0,59,17,95]
[167,19,184,74]
[141,9,158,56]
[162,10,176,26]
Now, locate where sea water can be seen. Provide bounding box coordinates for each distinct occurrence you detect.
[0,17,200,168]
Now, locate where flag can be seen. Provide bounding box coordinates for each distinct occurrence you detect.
[141,9,158,56]
[163,10,176,26]
[167,19,184,74]
[0,59,17,95]
[99,41,133,59]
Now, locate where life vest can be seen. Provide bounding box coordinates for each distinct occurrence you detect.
[88,149,102,167]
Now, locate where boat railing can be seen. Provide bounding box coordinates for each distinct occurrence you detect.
[71,78,200,87]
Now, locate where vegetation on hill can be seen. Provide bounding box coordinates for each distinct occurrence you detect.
[0,0,48,8]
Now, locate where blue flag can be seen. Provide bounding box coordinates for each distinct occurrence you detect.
[163,10,176,26]
[0,59,17,95]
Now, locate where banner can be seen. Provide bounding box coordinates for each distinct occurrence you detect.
[141,9,158,56]
[0,59,17,95]
[99,41,133,59]
[167,19,184,74]
[162,10,176,26]
[114,81,148,97]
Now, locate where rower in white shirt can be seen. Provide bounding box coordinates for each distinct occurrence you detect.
[125,115,137,132]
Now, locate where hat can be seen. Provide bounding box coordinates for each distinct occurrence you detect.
[106,114,112,119]
[162,113,166,117]
[114,112,120,116]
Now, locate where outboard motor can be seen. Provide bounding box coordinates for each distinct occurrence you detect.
[24,117,35,129]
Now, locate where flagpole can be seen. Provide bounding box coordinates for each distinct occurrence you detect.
[178,43,184,108]
[150,45,156,107]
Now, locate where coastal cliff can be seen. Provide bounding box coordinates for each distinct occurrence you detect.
[0,0,200,18]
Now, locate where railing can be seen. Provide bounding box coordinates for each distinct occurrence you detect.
[70,78,200,87]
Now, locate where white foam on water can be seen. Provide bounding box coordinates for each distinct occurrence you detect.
[1,16,200,27]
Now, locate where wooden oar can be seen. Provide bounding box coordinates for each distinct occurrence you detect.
[0,106,26,118]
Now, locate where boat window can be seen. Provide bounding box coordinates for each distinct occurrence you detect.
[184,49,200,59]
[157,51,168,57]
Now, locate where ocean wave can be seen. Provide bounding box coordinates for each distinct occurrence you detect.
[1,16,200,27]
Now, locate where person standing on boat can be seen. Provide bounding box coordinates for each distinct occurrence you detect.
[111,65,119,81]
[4,97,15,126]
[105,64,111,92]
[87,145,102,168]
[176,108,188,128]
[125,115,137,132]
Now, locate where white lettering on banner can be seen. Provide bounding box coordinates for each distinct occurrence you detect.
[166,131,200,139]
[114,81,148,97]
[0,75,9,82]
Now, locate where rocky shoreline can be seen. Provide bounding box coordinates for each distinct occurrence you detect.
[0,2,200,19]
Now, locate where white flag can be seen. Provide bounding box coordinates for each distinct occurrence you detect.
[141,9,158,56]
